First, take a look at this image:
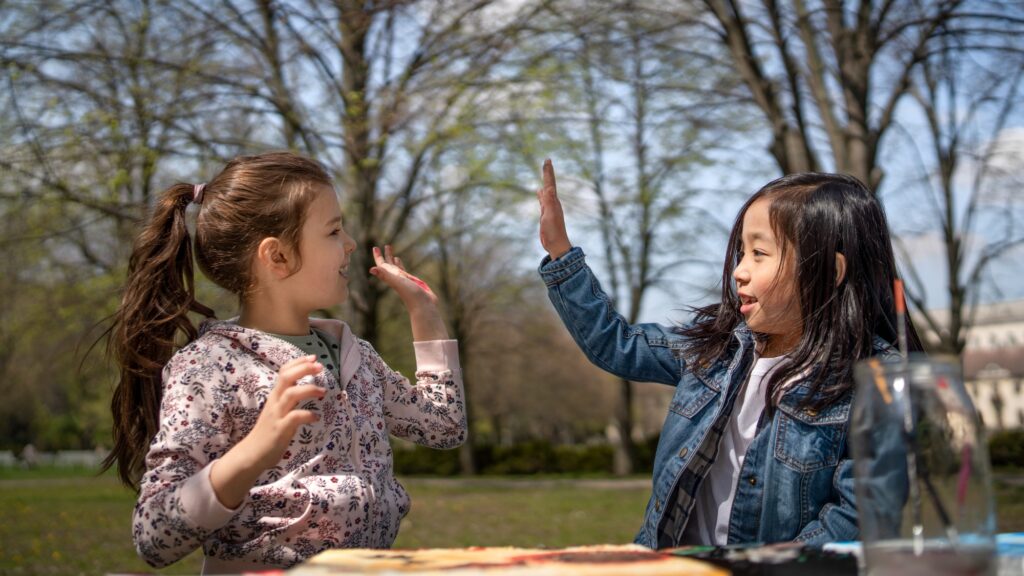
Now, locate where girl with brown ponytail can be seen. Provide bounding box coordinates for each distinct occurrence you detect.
[105,151,466,573]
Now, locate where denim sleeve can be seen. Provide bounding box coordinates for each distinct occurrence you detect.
[539,247,684,386]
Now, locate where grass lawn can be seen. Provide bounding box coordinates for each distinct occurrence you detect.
[0,468,1021,575]
[392,478,652,549]
[0,470,651,575]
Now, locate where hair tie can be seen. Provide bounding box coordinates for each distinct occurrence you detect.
[192,183,206,204]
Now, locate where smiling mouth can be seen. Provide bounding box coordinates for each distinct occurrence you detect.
[739,294,758,314]
[339,265,349,278]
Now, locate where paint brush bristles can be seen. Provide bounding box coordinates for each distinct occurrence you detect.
[894,279,908,360]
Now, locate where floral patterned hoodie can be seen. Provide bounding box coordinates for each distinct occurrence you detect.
[132,318,466,573]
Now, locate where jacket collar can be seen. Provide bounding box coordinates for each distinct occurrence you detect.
[692,324,896,402]
[199,317,360,385]
[311,318,361,386]
[689,323,756,390]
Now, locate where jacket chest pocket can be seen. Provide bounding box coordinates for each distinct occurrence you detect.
[773,398,849,472]
[668,372,718,419]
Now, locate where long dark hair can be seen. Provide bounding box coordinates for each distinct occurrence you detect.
[679,173,922,411]
[103,151,332,488]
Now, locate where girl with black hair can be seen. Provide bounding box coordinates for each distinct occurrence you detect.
[536,160,920,548]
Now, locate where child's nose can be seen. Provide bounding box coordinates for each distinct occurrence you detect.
[733,264,749,284]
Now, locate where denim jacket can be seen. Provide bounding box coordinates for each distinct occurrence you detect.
[540,247,901,548]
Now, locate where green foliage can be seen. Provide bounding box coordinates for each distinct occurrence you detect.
[989,430,1024,469]
[393,443,462,475]
[478,442,611,475]
[393,437,661,476]
[0,262,122,451]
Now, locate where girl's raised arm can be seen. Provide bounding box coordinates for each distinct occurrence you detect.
[536,160,683,386]
[365,246,466,447]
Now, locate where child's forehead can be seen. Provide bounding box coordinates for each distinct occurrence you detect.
[310,184,343,211]
[741,199,773,232]
[736,198,792,250]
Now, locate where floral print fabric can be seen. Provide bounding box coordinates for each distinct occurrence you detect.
[133,319,465,569]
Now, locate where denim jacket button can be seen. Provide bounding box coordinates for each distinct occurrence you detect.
[678,447,688,458]
[748,476,757,486]
[655,499,662,512]
[804,408,819,417]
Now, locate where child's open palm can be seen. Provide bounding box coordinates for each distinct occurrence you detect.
[369,245,437,307]
[369,245,449,342]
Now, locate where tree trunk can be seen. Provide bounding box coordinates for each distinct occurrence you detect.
[612,377,637,476]
[338,1,385,345]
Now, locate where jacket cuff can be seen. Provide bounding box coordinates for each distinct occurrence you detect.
[538,246,586,286]
[179,461,242,532]
[413,340,461,374]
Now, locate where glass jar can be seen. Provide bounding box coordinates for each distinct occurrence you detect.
[851,354,996,576]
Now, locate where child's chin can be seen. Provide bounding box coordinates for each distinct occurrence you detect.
[317,290,348,309]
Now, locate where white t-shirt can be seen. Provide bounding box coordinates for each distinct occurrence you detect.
[681,354,788,545]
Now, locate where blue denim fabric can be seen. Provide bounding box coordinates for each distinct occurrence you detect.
[539,247,901,548]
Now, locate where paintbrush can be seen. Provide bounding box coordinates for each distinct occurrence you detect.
[894,280,960,552]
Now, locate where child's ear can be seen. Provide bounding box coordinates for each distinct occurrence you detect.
[835,252,847,287]
[256,237,292,278]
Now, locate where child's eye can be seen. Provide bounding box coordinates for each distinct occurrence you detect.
[330,228,341,236]
[753,249,767,257]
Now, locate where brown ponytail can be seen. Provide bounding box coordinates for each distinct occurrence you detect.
[103,183,215,487]
[102,151,332,488]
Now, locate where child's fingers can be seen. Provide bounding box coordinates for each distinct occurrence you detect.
[277,358,322,385]
[281,409,319,431]
[277,382,326,412]
[394,256,405,271]
[384,244,394,264]
[542,159,557,195]
[272,357,322,396]
[278,355,319,373]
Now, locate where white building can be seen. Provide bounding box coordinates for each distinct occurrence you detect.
[919,300,1024,431]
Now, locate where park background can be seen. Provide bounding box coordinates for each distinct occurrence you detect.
[2,0,1024,574]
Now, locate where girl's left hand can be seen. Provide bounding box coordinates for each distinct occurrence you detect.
[370,245,437,308]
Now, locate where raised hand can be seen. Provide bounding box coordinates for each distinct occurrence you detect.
[369,245,448,341]
[369,245,437,307]
[537,159,572,259]
[211,355,325,508]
